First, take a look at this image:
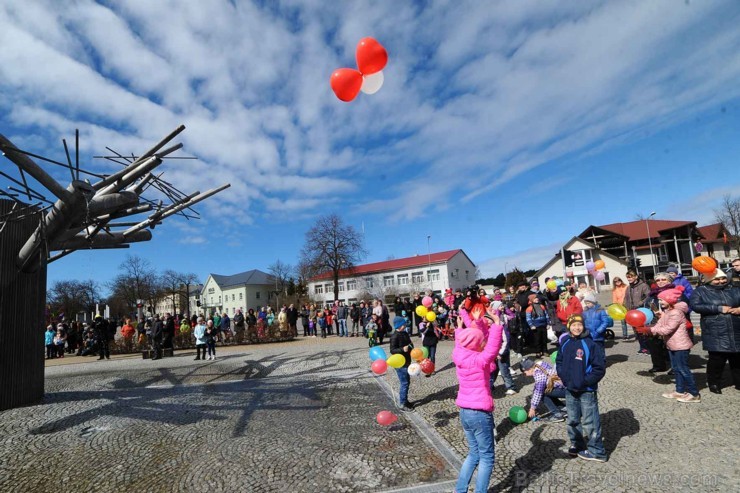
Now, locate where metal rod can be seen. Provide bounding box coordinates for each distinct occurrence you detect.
[62,138,75,182]
[75,129,79,179]
[0,134,70,201]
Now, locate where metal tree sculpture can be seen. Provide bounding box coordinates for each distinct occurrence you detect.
[0,125,229,410]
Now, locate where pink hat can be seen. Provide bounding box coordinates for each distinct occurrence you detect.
[457,328,485,350]
[658,286,685,305]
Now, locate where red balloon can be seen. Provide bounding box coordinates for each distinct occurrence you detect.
[376,410,398,426]
[356,37,388,75]
[371,359,388,375]
[419,358,435,375]
[330,68,363,102]
[625,309,647,327]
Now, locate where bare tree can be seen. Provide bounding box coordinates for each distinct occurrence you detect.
[161,270,200,317]
[108,255,159,315]
[47,279,100,321]
[268,259,293,306]
[299,214,367,300]
[714,194,740,257]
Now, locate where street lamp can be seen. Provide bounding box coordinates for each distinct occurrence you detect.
[427,235,432,292]
[645,211,657,277]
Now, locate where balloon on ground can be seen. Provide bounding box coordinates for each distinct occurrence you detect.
[371,359,388,375]
[376,410,398,426]
[509,406,528,424]
[550,351,558,364]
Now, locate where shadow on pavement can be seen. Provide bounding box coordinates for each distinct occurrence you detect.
[606,354,629,367]
[491,427,567,492]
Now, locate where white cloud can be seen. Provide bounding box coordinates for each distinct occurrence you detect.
[477,242,565,278]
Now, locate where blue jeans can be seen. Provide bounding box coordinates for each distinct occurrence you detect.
[669,349,698,396]
[338,319,347,336]
[620,319,628,338]
[395,367,410,405]
[543,386,566,415]
[425,344,437,364]
[565,390,607,460]
[491,351,516,391]
[455,408,495,493]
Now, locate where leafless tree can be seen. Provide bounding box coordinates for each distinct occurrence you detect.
[47,279,100,321]
[268,259,293,307]
[714,194,740,257]
[107,255,159,315]
[161,270,200,317]
[299,214,367,300]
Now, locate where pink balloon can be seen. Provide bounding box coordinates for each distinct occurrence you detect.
[422,296,433,308]
[371,359,388,375]
[376,410,398,426]
[594,271,606,282]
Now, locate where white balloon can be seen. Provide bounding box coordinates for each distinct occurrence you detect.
[408,362,422,377]
[360,71,384,94]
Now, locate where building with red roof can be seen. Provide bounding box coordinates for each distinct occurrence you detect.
[307,249,476,304]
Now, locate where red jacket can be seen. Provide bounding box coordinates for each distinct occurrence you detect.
[556,296,583,324]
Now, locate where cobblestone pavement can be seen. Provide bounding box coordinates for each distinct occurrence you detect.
[1,334,739,492]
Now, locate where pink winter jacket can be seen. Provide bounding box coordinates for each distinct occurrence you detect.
[452,323,504,412]
[650,302,693,351]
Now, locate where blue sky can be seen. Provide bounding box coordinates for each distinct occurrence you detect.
[2,0,740,293]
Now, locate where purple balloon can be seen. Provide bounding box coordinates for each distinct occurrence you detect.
[585,261,595,271]
[595,271,606,281]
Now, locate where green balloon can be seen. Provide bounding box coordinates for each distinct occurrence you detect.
[422,346,429,359]
[509,406,528,424]
[550,351,558,364]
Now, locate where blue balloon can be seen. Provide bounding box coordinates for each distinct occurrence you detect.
[369,346,387,361]
[637,307,654,325]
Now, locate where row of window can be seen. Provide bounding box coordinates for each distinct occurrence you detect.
[313,270,442,294]
[209,291,259,305]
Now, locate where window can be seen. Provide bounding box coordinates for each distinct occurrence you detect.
[465,270,469,280]
[218,296,222,303]
[397,274,409,285]
[412,272,424,283]
[427,269,440,281]
[208,287,215,294]
[347,279,357,291]
[256,291,261,299]
[326,284,334,293]
[338,282,345,292]
[239,293,243,300]
[724,244,731,256]
[383,275,395,287]
[315,285,323,294]
[210,296,214,304]
[232,294,235,301]
[365,278,374,288]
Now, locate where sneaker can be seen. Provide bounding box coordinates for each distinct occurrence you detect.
[567,447,579,457]
[401,404,414,413]
[505,389,518,396]
[509,369,522,376]
[543,414,565,423]
[677,393,701,403]
[662,391,684,399]
[577,450,606,463]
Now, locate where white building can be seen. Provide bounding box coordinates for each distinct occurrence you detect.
[199,270,274,317]
[534,237,630,293]
[153,283,202,317]
[307,249,477,304]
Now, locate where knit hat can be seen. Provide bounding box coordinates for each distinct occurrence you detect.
[520,358,535,371]
[567,314,584,330]
[703,269,727,284]
[658,286,685,305]
[582,292,597,304]
[393,316,407,330]
[457,328,484,350]
[666,266,679,274]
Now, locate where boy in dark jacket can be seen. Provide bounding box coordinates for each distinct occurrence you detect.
[555,315,607,462]
[390,316,414,412]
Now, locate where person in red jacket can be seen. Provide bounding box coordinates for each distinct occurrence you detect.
[555,291,583,335]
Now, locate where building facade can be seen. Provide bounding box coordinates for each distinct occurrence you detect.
[199,270,275,317]
[307,249,477,304]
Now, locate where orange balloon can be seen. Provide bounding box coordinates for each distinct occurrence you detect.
[330,68,363,102]
[594,260,605,270]
[410,348,424,362]
[692,256,717,275]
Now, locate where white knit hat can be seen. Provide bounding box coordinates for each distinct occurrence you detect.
[703,269,727,284]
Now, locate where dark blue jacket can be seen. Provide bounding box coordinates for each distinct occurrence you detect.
[582,304,610,342]
[556,330,606,392]
[690,284,740,352]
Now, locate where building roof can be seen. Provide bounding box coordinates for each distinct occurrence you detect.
[533,237,629,279]
[697,223,723,240]
[583,219,696,242]
[209,269,273,288]
[310,249,466,281]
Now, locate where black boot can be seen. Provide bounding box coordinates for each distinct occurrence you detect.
[709,385,722,394]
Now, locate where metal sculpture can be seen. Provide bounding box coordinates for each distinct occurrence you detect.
[0,125,230,410]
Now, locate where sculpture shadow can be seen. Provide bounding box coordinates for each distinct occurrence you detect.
[601,408,640,454]
[491,427,567,492]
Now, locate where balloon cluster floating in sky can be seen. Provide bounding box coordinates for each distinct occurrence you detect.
[330,37,388,102]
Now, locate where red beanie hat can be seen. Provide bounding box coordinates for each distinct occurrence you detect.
[658,286,685,305]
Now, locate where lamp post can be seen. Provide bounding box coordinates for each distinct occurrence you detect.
[645,211,657,277]
[427,235,432,292]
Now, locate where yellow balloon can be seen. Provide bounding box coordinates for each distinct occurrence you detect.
[546,281,557,290]
[425,311,437,322]
[387,354,406,369]
[607,303,627,321]
[415,305,428,317]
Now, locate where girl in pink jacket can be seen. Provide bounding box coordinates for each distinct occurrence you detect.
[452,310,504,493]
[649,287,700,403]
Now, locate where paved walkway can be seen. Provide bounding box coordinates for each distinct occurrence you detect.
[1,335,738,492]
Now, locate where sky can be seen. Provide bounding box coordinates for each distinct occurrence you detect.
[2,0,740,294]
